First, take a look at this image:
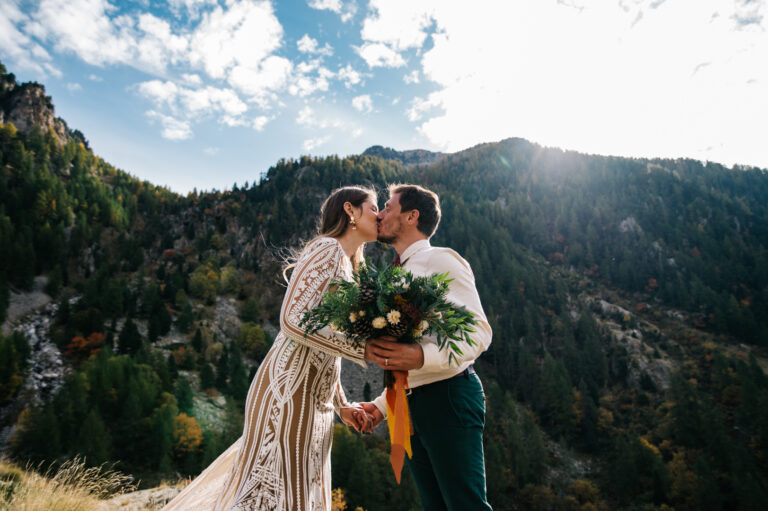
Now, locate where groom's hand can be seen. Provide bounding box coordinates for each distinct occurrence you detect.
[365,337,424,371]
[360,402,384,433]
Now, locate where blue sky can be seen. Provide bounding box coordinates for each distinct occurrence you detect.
[2,0,767,194]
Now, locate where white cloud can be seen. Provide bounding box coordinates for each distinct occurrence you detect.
[24,0,290,98]
[337,64,362,88]
[403,70,419,84]
[0,0,60,77]
[252,115,270,131]
[308,0,342,13]
[351,127,363,138]
[340,4,357,23]
[406,96,439,122]
[356,42,406,68]
[288,72,331,97]
[88,74,103,81]
[181,86,248,116]
[228,55,293,100]
[66,82,82,92]
[189,1,284,80]
[181,73,203,86]
[137,80,252,135]
[359,0,768,169]
[146,110,193,140]
[733,0,765,28]
[297,34,333,55]
[303,135,331,151]
[28,0,139,68]
[352,94,373,113]
[295,104,344,129]
[297,106,316,126]
[361,0,437,51]
[168,0,218,19]
[137,80,180,106]
[203,146,220,155]
[307,0,354,22]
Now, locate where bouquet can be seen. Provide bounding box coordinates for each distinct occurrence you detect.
[300,259,478,484]
[299,259,478,377]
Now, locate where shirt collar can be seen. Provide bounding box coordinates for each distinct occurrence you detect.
[399,239,431,265]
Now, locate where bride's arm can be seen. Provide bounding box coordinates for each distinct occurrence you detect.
[279,238,366,366]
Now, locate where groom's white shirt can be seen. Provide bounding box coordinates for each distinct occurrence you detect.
[372,239,493,417]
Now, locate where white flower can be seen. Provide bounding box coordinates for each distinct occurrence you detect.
[412,329,423,338]
[349,312,358,323]
[387,310,401,324]
[402,283,410,290]
[419,320,429,330]
[358,310,366,317]
[372,317,387,329]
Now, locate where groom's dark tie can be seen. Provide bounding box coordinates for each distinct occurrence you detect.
[392,254,401,266]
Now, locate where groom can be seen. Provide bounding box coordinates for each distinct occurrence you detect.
[362,184,493,511]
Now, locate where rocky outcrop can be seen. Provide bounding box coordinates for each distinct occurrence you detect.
[0,291,70,453]
[2,276,52,336]
[1,64,81,146]
[3,83,68,142]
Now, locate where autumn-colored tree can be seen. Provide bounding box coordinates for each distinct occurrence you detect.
[172,413,203,456]
[64,332,105,359]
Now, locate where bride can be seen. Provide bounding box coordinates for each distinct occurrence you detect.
[163,186,379,511]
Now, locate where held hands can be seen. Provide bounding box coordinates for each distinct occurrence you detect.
[364,336,424,371]
[359,402,384,433]
[339,404,371,433]
[340,402,385,434]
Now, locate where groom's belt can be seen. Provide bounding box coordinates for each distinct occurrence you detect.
[406,365,475,396]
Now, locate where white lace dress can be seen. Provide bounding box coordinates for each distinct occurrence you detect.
[162,237,366,511]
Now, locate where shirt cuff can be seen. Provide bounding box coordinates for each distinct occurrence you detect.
[373,392,388,419]
[420,342,443,372]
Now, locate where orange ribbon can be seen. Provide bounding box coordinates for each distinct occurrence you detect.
[385,370,413,483]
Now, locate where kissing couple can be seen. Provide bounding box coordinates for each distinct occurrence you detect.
[163,184,493,511]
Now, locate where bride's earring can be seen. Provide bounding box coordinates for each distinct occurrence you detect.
[349,215,357,230]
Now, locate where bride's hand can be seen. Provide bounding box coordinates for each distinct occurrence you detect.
[340,405,370,433]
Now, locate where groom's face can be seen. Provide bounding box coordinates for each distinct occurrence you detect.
[377,193,404,244]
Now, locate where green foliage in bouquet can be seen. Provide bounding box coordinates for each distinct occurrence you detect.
[299,259,477,366]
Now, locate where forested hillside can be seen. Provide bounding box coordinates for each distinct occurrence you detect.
[2,61,767,510]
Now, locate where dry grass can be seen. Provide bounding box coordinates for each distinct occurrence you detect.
[0,457,135,511]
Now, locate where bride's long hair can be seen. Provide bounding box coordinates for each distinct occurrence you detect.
[283,185,377,282]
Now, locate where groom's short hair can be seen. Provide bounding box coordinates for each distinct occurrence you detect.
[389,184,441,238]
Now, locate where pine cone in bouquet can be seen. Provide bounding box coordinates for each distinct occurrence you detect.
[359,284,376,305]
[385,319,409,339]
[353,317,375,340]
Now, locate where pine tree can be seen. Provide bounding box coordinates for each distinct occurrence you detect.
[175,376,194,416]
[216,346,230,393]
[177,302,194,333]
[118,317,142,355]
[77,409,111,465]
[192,328,203,352]
[200,361,216,390]
[229,344,248,401]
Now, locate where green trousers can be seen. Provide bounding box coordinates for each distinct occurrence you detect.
[406,371,493,511]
